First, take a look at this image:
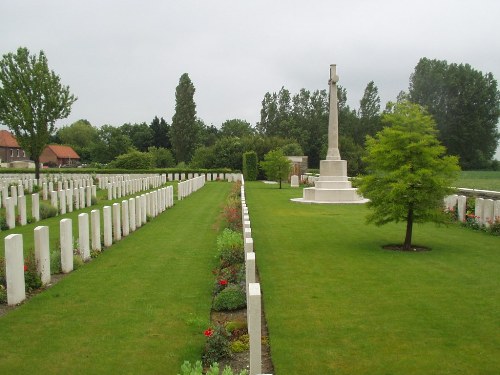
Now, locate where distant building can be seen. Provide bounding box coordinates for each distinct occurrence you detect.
[40,144,80,167]
[0,130,29,165]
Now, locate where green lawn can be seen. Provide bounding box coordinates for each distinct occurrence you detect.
[0,182,230,374]
[455,171,500,191]
[245,182,500,374]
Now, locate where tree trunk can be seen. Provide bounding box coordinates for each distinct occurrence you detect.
[279,178,282,189]
[34,155,40,180]
[403,205,414,250]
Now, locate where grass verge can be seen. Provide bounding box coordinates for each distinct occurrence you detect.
[246,181,500,374]
[0,182,231,373]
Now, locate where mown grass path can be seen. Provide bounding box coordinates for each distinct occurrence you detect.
[0,182,231,374]
[245,181,500,374]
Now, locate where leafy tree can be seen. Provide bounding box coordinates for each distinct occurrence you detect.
[190,146,216,169]
[171,73,197,163]
[357,81,382,144]
[120,122,153,152]
[242,151,258,181]
[409,58,500,169]
[90,125,132,164]
[56,119,99,163]
[199,123,219,147]
[281,142,304,156]
[0,47,77,178]
[220,119,255,138]
[148,146,175,168]
[260,149,292,189]
[356,101,460,250]
[149,116,171,149]
[108,150,153,169]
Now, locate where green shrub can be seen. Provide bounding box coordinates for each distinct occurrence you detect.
[242,151,258,181]
[225,320,247,336]
[0,286,6,304]
[213,285,246,311]
[213,264,244,295]
[216,229,244,267]
[179,360,248,375]
[230,334,250,353]
[91,196,98,205]
[0,216,8,230]
[73,255,84,270]
[40,202,58,219]
[202,325,231,366]
[24,252,42,293]
[50,249,61,274]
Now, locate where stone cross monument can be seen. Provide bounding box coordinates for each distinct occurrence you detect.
[326,64,341,161]
[294,64,368,204]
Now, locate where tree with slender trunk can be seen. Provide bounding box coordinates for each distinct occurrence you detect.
[170,73,197,163]
[0,47,76,179]
[356,101,460,250]
[259,149,292,189]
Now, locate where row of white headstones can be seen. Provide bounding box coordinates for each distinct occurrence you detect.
[3,175,207,307]
[0,175,171,230]
[241,177,272,375]
[444,195,500,226]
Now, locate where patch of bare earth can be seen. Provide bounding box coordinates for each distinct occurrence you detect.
[383,244,431,252]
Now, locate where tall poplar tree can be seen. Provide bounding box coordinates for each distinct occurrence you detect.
[0,47,77,178]
[170,73,197,163]
[409,58,500,169]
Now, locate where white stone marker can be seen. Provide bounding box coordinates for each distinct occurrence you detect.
[112,203,122,241]
[59,189,66,214]
[42,182,48,200]
[66,189,73,213]
[244,227,252,240]
[246,252,256,296]
[79,187,85,209]
[18,195,27,225]
[291,174,299,187]
[78,213,91,261]
[51,191,58,213]
[6,197,15,229]
[245,237,254,253]
[248,282,262,375]
[103,206,112,247]
[5,234,26,305]
[475,198,484,225]
[135,196,142,228]
[129,198,136,232]
[457,195,467,222]
[483,199,494,227]
[34,226,51,285]
[141,194,147,224]
[86,186,92,207]
[121,200,130,237]
[74,187,80,210]
[494,200,500,222]
[60,218,73,273]
[32,193,40,222]
[91,209,101,252]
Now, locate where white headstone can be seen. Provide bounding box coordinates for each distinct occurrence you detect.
[112,203,122,241]
[5,234,26,305]
[18,195,27,226]
[78,213,90,261]
[103,206,112,247]
[32,193,40,222]
[34,226,51,285]
[129,198,136,232]
[60,218,73,273]
[121,200,129,237]
[248,282,262,375]
[6,197,15,229]
[91,209,101,252]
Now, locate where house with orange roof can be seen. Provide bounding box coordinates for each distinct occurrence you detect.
[40,144,80,167]
[0,129,29,164]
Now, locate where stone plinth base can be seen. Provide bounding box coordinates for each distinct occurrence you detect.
[292,159,369,204]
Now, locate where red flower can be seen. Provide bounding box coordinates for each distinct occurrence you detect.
[219,279,228,286]
[24,265,28,272]
[204,328,213,337]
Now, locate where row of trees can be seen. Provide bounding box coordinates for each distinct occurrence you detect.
[1,46,499,177]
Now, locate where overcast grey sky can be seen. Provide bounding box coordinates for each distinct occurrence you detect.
[1,1,499,156]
